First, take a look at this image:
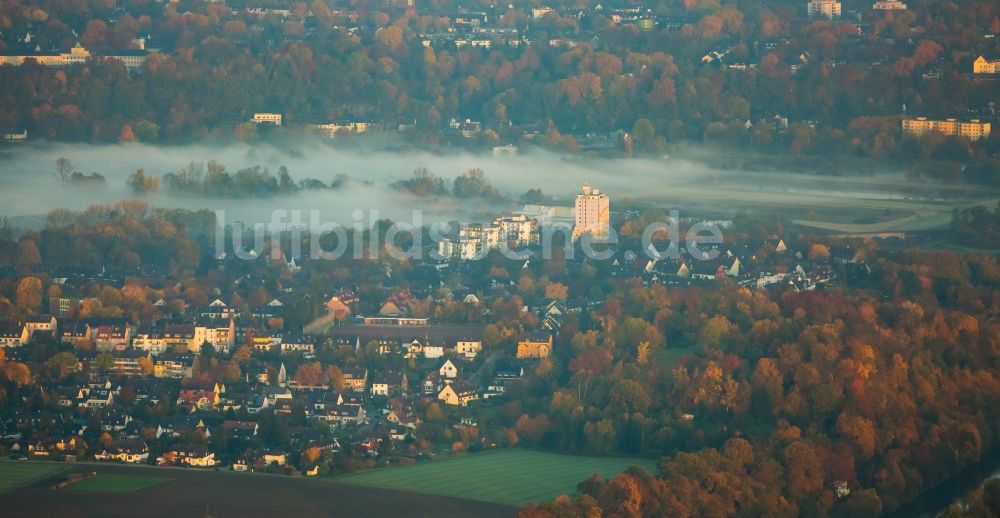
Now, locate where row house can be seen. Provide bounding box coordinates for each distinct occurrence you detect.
[279,336,316,356]
[61,320,91,348]
[371,371,407,397]
[54,383,112,408]
[133,322,196,355]
[341,367,368,392]
[89,319,131,351]
[59,318,130,351]
[22,314,58,343]
[0,324,22,347]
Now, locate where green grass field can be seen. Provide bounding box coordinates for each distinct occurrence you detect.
[0,462,69,494]
[337,448,657,506]
[70,474,171,492]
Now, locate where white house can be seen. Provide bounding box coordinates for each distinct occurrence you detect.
[439,359,459,379]
[455,340,482,359]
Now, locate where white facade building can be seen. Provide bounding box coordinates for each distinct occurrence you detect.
[572,184,610,240]
[807,0,841,19]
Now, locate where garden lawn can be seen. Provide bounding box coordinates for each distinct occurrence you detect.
[337,449,657,506]
[0,462,69,494]
[70,474,171,492]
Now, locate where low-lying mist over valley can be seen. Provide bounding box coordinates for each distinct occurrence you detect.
[1,139,995,233]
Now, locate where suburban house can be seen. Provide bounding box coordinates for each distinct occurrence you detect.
[177,389,219,411]
[159,445,218,467]
[341,366,368,392]
[404,340,444,359]
[316,403,366,426]
[100,409,133,431]
[232,450,288,471]
[222,420,259,439]
[371,371,407,397]
[82,388,115,409]
[438,381,479,406]
[378,301,402,317]
[262,451,287,466]
[454,339,482,359]
[246,394,269,414]
[439,359,460,379]
[326,290,356,319]
[423,343,445,359]
[517,333,553,359]
[165,418,207,441]
[94,439,149,463]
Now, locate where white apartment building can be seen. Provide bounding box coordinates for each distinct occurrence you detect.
[439,215,539,260]
[193,318,237,353]
[252,113,282,126]
[872,0,906,9]
[902,117,992,141]
[807,0,841,19]
[572,184,610,240]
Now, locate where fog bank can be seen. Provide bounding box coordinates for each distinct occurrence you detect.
[0,139,934,228]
